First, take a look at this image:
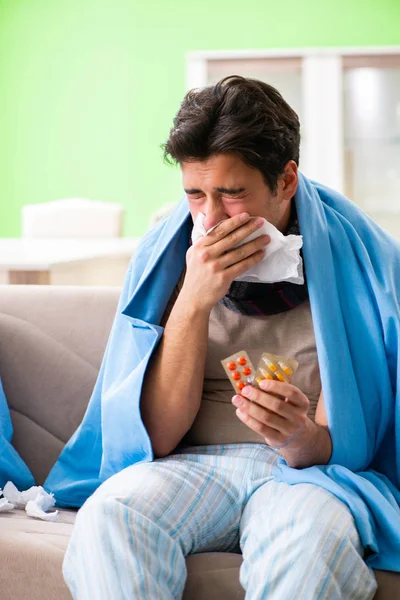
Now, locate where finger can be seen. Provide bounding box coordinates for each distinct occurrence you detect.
[234,396,296,435]
[219,234,270,269]
[201,212,250,245]
[239,387,305,421]
[235,408,289,448]
[223,248,266,280]
[258,379,310,410]
[204,214,265,255]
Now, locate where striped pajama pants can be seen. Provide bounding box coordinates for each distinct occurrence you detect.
[63,443,377,599]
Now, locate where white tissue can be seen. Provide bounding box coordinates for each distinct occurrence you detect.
[191,213,304,285]
[26,492,59,522]
[3,481,31,506]
[0,496,14,512]
[0,481,59,521]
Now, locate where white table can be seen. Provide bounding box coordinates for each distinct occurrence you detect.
[0,238,140,285]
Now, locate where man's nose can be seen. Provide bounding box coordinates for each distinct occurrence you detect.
[203,207,229,232]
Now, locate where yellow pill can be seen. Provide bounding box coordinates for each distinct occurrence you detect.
[266,374,274,380]
[256,377,263,384]
[264,359,277,372]
[276,372,285,382]
[279,362,292,376]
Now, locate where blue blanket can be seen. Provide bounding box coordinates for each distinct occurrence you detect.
[2,172,400,571]
[0,378,35,490]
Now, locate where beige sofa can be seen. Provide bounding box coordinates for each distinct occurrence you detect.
[0,285,399,600]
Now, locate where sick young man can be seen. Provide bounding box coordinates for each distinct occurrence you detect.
[48,76,400,599]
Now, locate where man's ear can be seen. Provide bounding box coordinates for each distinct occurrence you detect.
[281,160,298,199]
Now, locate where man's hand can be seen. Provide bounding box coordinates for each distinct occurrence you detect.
[180,213,270,313]
[232,379,309,449]
[232,379,332,468]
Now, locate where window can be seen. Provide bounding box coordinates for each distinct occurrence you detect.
[343,55,400,234]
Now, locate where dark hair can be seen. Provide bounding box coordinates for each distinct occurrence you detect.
[163,75,300,193]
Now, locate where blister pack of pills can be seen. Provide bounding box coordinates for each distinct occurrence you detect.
[221,351,256,393]
[221,350,298,393]
[253,352,298,385]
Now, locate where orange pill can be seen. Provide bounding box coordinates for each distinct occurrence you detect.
[227,362,236,371]
[232,371,241,381]
[266,374,274,380]
[243,367,252,376]
[237,356,247,366]
[276,372,285,382]
[237,381,246,391]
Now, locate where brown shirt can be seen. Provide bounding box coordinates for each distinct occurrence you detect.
[183,298,321,446]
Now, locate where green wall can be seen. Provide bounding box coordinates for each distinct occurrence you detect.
[0,0,400,237]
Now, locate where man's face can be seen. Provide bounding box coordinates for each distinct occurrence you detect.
[181,153,298,233]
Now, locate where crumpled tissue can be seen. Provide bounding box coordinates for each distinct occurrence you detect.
[191,213,304,285]
[0,481,59,521]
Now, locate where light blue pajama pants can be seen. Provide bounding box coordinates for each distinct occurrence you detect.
[63,443,377,599]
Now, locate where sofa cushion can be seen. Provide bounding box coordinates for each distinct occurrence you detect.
[0,286,120,485]
[0,508,77,600]
[0,285,119,369]
[184,553,244,600]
